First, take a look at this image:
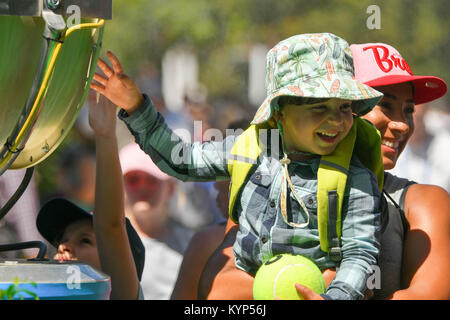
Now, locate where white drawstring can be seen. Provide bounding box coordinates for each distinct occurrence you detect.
[280,152,310,228]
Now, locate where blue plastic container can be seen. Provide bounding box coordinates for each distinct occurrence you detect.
[0,260,111,300]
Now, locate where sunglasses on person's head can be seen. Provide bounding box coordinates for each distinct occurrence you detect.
[124,171,161,188]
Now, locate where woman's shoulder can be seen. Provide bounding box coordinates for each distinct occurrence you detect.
[383,172,417,200]
[405,183,449,207]
[384,172,449,215]
[403,181,450,224]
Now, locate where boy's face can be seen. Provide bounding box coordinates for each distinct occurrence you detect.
[54,219,102,271]
[279,99,354,155]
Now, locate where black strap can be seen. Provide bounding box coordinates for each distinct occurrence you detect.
[327,190,342,262]
[398,182,416,233]
[382,182,415,236]
[379,190,391,234]
[0,241,48,261]
[0,167,34,221]
[382,189,400,209]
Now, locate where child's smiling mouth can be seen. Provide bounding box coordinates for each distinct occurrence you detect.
[316,131,339,143]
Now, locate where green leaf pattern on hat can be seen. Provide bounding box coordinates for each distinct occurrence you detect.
[252,33,384,125]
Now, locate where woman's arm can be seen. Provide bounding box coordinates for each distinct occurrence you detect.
[89,93,140,300]
[390,184,450,300]
[171,224,226,300]
[198,218,254,300]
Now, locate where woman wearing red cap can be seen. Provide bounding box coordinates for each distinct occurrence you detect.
[350,43,450,300]
[198,42,450,300]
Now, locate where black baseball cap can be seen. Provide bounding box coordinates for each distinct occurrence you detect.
[36,198,145,281]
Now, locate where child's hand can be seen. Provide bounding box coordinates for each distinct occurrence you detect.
[90,51,144,115]
[87,90,117,139]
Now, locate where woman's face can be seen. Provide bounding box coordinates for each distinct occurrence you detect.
[54,219,102,271]
[363,82,415,170]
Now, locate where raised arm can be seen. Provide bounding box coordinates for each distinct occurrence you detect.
[88,92,140,300]
[390,184,450,300]
[91,51,233,183]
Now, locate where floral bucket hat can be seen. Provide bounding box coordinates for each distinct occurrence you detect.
[251,33,384,125]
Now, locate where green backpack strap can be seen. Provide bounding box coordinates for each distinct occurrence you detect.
[317,118,383,258]
[317,120,356,255]
[227,119,383,260]
[227,124,263,223]
[355,118,384,191]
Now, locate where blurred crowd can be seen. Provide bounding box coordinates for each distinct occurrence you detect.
[0,54,449,299]
[389,102,450,191]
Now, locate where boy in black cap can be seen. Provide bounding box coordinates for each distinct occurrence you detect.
[37,198,145,299]
[37,93,145,300]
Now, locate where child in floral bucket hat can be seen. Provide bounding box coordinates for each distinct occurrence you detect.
[91,33,384,300]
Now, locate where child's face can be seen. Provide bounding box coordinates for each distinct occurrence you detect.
[54,219,102,271]
[279,99,354,155]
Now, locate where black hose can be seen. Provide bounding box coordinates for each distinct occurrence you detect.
[0,240,48,261]
[0,167,34,221]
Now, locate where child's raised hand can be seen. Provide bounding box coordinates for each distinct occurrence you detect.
[87,90,117,139]
[90,51,144,115]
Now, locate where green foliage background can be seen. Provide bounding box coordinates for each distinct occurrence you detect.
[102,0,449,102]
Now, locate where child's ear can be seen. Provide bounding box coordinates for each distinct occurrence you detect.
[268,113,281,128]
[273,110,283,122]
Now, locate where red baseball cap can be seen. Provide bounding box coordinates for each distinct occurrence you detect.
[350,43,447,104]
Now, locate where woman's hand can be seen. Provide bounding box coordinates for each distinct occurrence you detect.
[289,268,334,300]
[294,284,325,300]
[90,51,143,115]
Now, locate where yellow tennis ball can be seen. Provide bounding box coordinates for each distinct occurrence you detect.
[253,254,326,300]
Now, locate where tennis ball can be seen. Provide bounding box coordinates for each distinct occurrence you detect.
[253,254,325,300]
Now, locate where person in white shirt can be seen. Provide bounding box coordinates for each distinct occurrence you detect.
[119,142,193,300]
